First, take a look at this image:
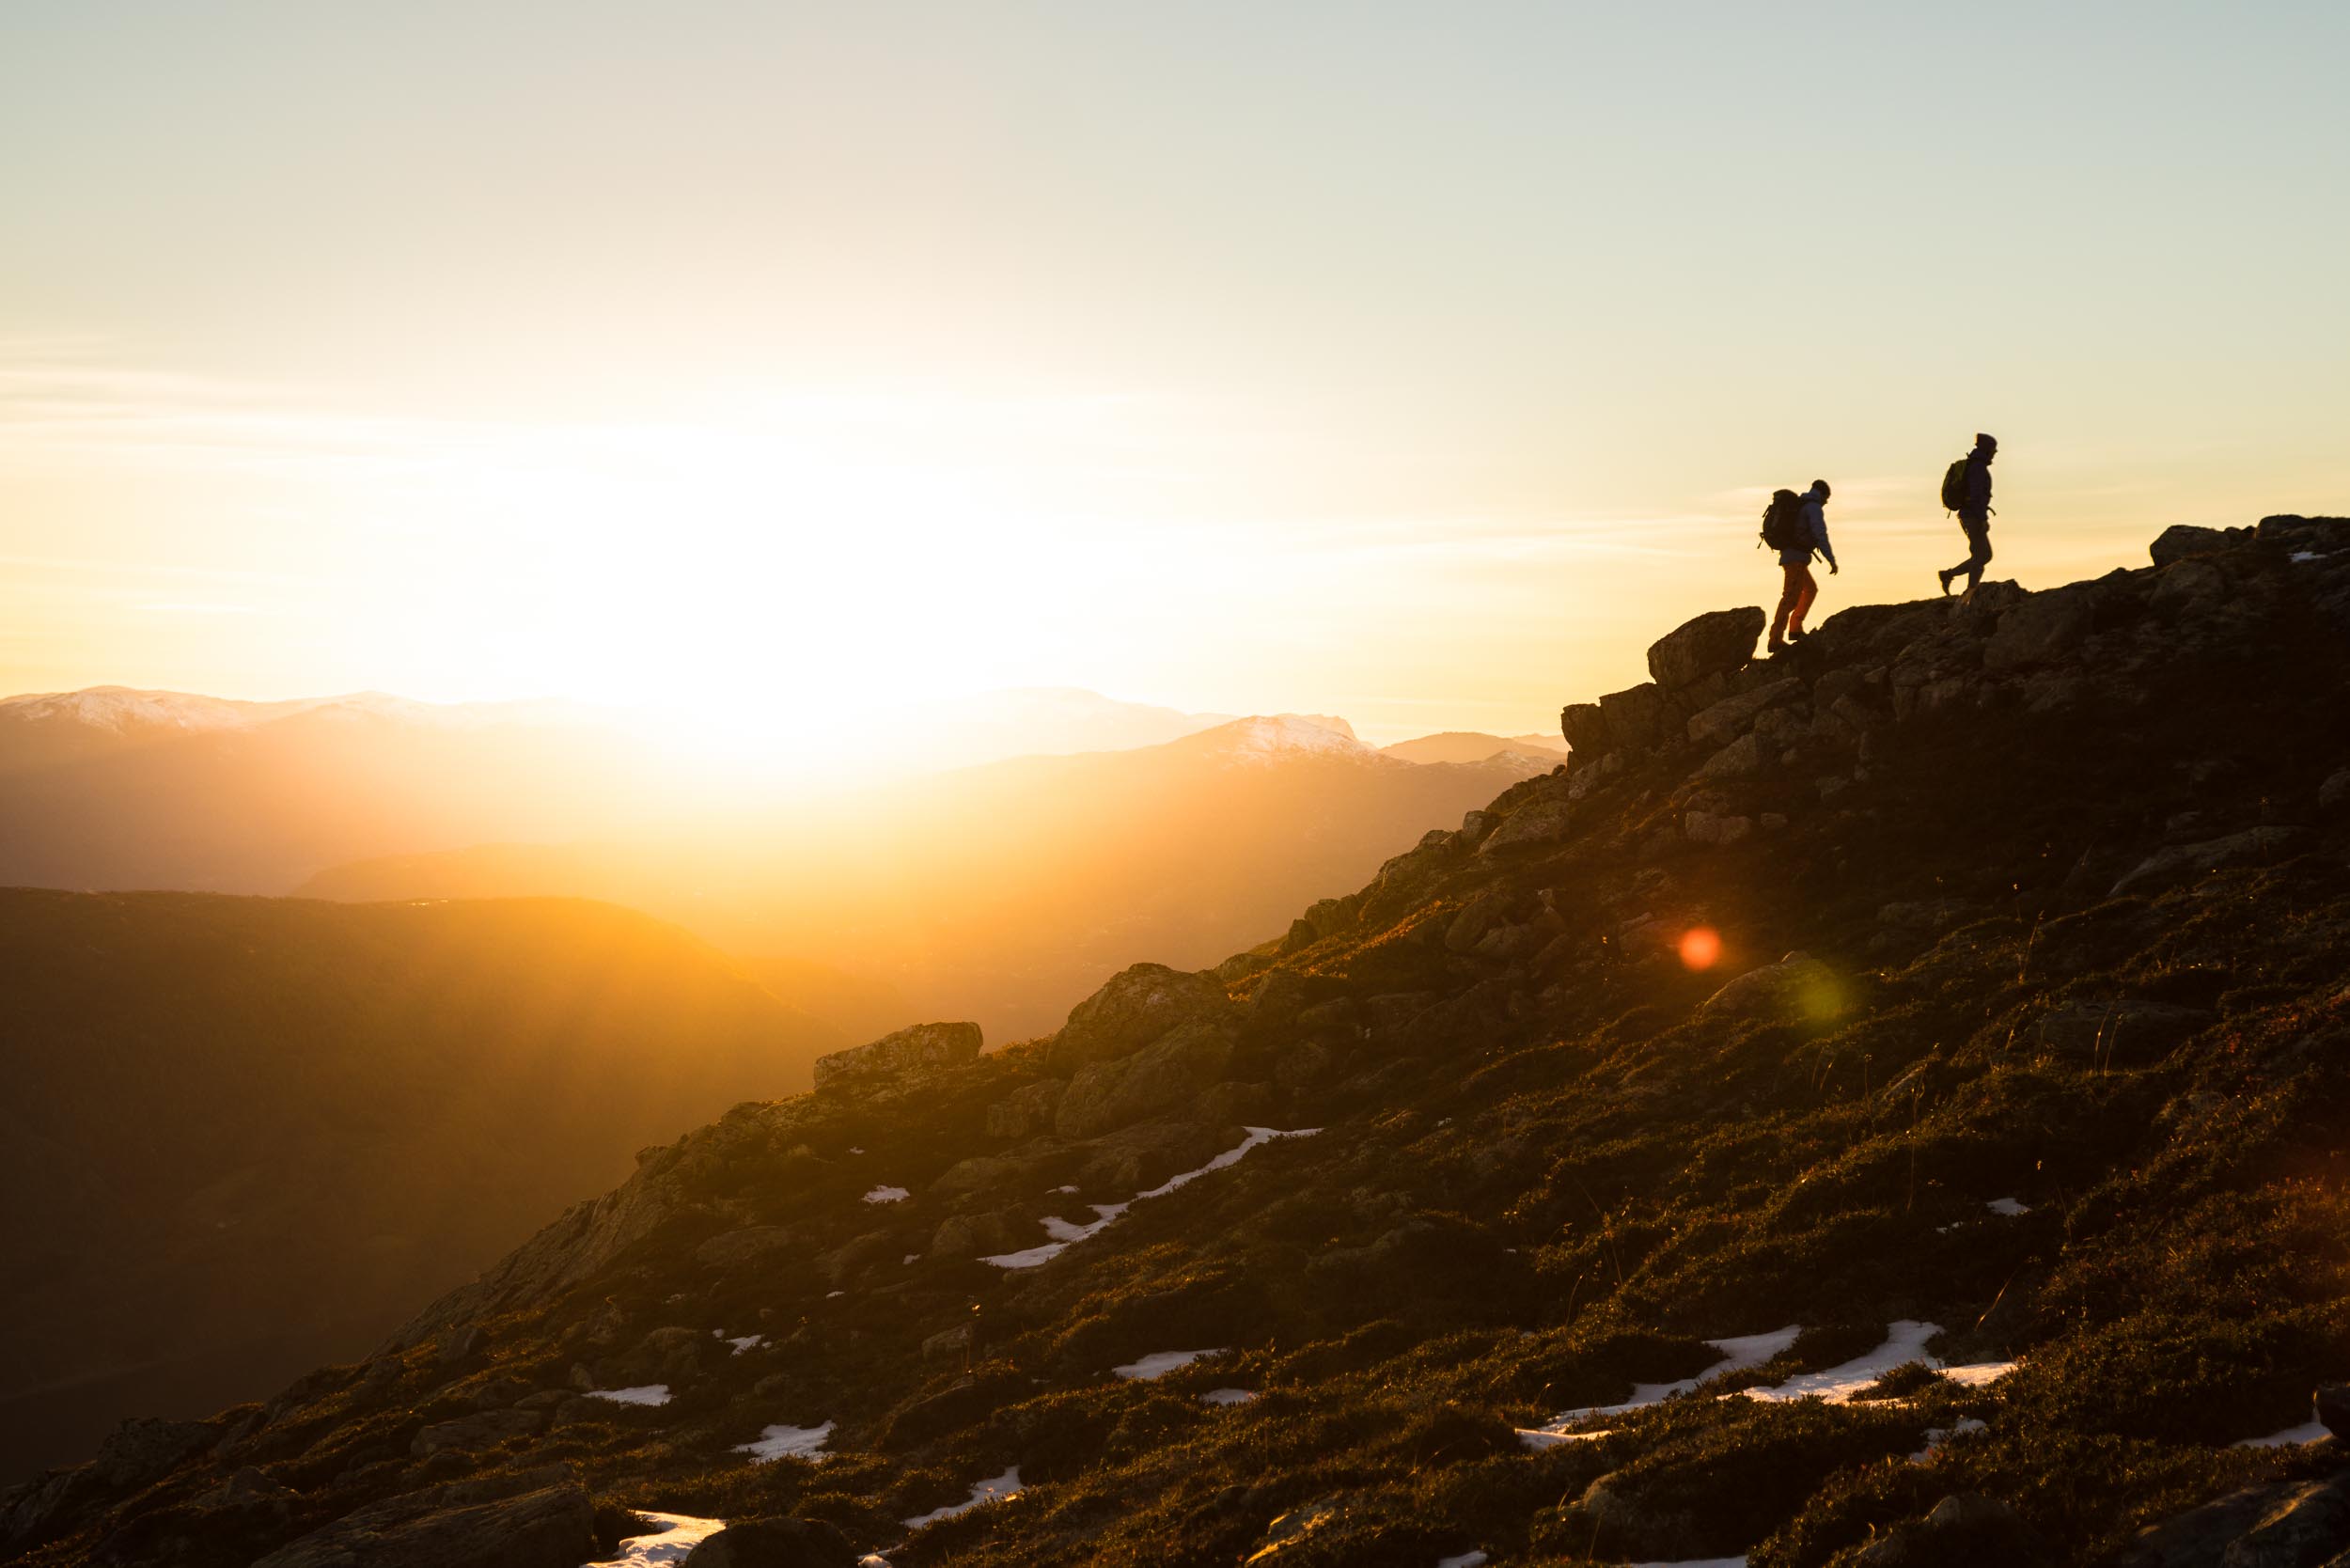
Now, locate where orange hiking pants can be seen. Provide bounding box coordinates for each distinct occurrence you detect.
[1773,563,1818,640]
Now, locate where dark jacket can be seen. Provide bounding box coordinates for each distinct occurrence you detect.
[1960,454,1994,525]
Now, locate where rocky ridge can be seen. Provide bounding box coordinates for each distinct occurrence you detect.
[8,515,2350,1567]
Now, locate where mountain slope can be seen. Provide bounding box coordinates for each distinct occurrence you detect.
[12,516,2350,1568]
[0,695,665,893]
[0,891,839,1485]
[1382,730,1569,766]
[298,717,1550,1041]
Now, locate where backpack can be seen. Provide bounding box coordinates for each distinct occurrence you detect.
[1760,489,1806,551]
[1940,457,1970,513]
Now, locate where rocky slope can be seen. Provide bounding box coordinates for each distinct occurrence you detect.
[8,515,2350,1568]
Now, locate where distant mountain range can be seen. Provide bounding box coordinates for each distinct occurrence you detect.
[1379,729,1568,765]
[0,684,1558,1039]
[297,713,1555,1039]
[0,889,838,1483]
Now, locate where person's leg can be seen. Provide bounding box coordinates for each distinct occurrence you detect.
[1769,565,1802,646]
[1788,566,1819,636]
[1961,523,1992,591]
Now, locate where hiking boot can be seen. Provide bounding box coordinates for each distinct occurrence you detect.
[1937,568,1956,597]
[1786,627,1808,646]
[1765,635,1788,654]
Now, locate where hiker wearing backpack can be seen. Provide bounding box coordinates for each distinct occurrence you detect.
[1762,479,1838,653]
[1938,433,1998,603]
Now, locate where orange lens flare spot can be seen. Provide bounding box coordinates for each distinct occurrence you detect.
[1678,927,1722,970]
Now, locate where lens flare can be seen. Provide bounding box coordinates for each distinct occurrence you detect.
[1678,927,1722,970]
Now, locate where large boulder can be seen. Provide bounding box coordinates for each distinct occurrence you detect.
[2110,826,2302,895]
[813,1022,982,1091]
[2149,524,2231,566]
[1647,607,1765,691]
[1056,1022,1236,1139]
[684,1517,858,1567]
[253,1470,595,1568]
[1049,963,1231,1073]
[1700,952,1848,1020]
[1597,682,1678,753]
[1559,701,1610,756]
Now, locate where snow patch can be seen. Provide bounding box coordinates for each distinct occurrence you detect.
[582,1510,727,1567]
[1435,1554,1490,1568]
[2236,1420,2332,1449]
[1201,1388,1258,1406]
[1114,1348,1227,1381]
[1209,714,1374,766]
[1626,1560,1746,1568]
[1516,1427,1616,1450]
[982,1127,1321,1269]
[902,1466,1023,1529]
[2292,551,2326,563]
[1986,1197,2031,1216]
[1744,1322,2016,1403]
[722,1334,766,1356]
[1528,1325,1801,1435]
[863,1185,910,1204]
[733,1420,835,1464]
[586,1385,672,1406]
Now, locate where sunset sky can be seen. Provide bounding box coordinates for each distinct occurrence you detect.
[4,2,2344,748]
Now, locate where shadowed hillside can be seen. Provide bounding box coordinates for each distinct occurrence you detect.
[0,892,839,1485]
[10,517,2350,1567]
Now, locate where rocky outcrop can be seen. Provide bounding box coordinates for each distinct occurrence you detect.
[1647,605,1764,690]
[1056,1021,1235,1138]
[252,1468,594,1568]
[813,1021,983,1091]
[410,1407,542,1456]
[1048,963,1232,1074]
[2149,523,2236,566]
[2119,1471,2350,1568]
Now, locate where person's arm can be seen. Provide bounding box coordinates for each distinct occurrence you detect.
[1811,504,1838,572]
[1967,461,1993,512]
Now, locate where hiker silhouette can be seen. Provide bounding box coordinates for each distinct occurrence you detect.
[1939,433,1998,603]
[1765,479,1837,654]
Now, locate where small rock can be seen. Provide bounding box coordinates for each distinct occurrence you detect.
[2319,769,2350,814]
[2318,1385,2350,1440]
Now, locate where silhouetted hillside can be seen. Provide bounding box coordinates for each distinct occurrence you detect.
[15,517,2350,1568]
[0,891,838,1484]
